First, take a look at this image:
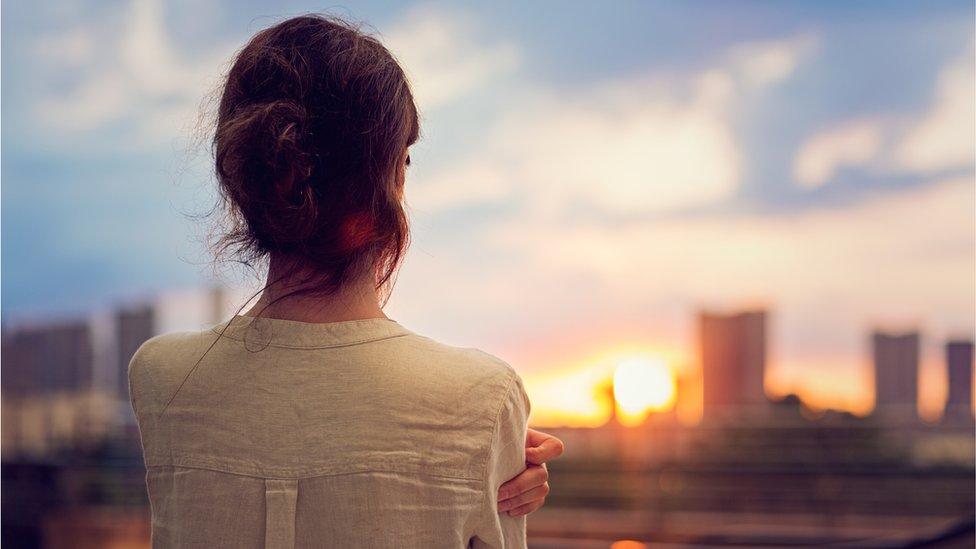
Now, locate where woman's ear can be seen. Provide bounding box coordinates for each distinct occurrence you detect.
[394,149,410,193]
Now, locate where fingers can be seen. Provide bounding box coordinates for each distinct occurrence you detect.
[524,430,564,465]
[506,498,545,517]
[497,463,548,502]
[525,428,549,447]
[497,483,549,513]
[526,428,559,449]
[498,432,561,518]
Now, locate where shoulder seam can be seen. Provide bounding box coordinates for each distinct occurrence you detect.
[481,368,518,483]
[132,340,162,422]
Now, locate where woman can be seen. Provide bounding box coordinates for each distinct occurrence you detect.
[127,13,563,549]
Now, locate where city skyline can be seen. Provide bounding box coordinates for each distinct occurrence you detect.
[3,286,972,433]
[2,1,974,429]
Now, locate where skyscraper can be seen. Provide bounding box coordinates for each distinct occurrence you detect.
[943,339,974,423]
[872,331,919,421]
[1,320,96,456]
[700,310,767,421]
[1,320,94,396]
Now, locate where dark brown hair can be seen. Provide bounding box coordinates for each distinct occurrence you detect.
[213,14,419,300]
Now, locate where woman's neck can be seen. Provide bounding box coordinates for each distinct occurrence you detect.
[242,260,387,324]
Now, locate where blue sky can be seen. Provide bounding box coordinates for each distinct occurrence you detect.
[2,0,974,419]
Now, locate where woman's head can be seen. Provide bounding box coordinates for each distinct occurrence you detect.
[213,14,419,299]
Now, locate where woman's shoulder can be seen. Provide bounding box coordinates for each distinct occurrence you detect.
[388,333,530,462]
[128,328,214,375]
[396,332,521,385]
[126,328,219,409]
[126,324,529,427]
[390,332,529,415]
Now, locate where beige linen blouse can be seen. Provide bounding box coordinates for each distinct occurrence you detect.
[127,315,530,548]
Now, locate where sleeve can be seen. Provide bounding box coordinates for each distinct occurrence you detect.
[471,370,531,548]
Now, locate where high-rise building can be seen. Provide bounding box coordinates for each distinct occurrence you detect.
[116,305,156,402]
[1,320,100,457]
[872,331,919,421]
[700,310,768,421]
[943,339,974,423]
[1,320,94,396]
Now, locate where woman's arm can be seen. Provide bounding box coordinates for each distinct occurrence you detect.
[496,429,564,516]
[471,372,531,548]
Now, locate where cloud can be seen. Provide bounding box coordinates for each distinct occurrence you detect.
[409,34,818,216]
[893,48,976,174]
[499,177,973,313]
[793,119,885,188]
[383,5,519,111]
[394,20,971,364]
[31,0,233,149]
[411,83,742,215]
[29,1,521,152]
[33,27,96,69]
[725,33,819,90]
[792,43,975,187]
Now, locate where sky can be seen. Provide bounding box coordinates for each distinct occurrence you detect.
[2,0,974,426]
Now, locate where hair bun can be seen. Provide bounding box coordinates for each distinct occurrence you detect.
[216,99,321,246]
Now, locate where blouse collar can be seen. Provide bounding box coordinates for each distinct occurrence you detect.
[210,314,412,349]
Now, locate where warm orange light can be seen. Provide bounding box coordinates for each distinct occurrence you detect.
[520,341,688,428]
[613,356,676,425]
[610,541,648,549]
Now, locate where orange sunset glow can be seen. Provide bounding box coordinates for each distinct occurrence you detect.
[612,356,677,426]
[512,340,700,429]
[510,332,974,429]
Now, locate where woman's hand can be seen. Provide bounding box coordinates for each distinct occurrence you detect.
[497,429,565,516]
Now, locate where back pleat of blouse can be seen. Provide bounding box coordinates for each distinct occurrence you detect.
[265,479,299,549]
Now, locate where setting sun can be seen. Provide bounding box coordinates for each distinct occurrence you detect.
[612,357,677,425]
